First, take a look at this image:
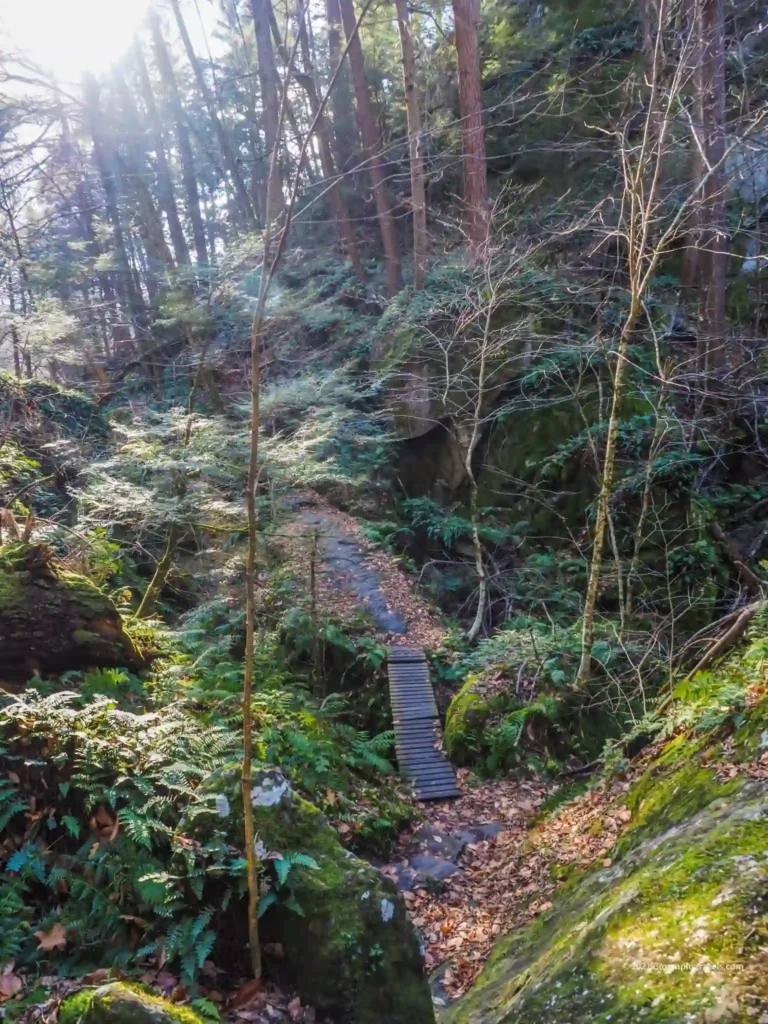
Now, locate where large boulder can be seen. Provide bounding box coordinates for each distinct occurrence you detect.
[251,770,436,1024]
[0,542,139,680]
[60,984,204,1024]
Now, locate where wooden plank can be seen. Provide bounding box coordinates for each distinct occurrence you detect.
[388,644,459,802]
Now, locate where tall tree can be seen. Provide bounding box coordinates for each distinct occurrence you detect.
[168,0,259,232]
[82,73,145,333]
[133,41,191,268]
[326,0,358,173]
[394,0,428,289]
[250,0,283,218]
[451,0,488,257]
[339,0,402,292]
[292,11,365,280]
[148,9,210,267]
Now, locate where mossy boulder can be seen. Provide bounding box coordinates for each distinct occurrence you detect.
[0,543,139,680]
[59,984,204,1024]
[252,771,435,1023]
[443,694,768,1023]
[444,676,492,764]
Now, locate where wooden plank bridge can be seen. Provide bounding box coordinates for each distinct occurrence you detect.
[388,645,460,800]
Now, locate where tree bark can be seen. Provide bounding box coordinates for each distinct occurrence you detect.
[451,0,488,258]
[394,0,428,289]
[168,0,259,232]
[134,40,191,268]
[148,9,210,267]
[7,276,22,377]
[339,0,403,292]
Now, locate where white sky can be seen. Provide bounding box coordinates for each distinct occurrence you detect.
[0,0,219,85]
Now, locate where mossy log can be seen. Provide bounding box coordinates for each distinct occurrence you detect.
[0,542,140,680]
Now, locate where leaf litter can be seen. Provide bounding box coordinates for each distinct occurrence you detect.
[388,759,648,1001]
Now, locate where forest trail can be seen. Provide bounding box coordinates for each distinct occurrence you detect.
[281,496,588,1005]
[280,492,446,646]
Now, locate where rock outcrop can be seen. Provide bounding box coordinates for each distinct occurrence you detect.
[0,542,140,680]
[251,770,436,1024]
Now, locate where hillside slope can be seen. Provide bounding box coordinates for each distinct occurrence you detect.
[444,632,768,1023]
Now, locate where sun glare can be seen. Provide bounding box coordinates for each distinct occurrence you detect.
[1,0,153,83]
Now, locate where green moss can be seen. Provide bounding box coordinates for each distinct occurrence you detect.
[60,984,206,1024]
[59,989,93,1024]
[443,637,768,1024]
[252,794,434,1023]
[444,675,492,763]
[0,542,139,675]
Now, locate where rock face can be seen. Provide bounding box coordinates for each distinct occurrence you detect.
[0,542,140,679]
[252,774,435,1024]
[60,984,204,1024]
[443,692,768,1024]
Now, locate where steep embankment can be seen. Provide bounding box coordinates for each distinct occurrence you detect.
[443,634,768,1023]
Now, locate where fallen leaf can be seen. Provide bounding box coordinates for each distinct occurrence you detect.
[0,971,22,1002]
[34,923,67,951]
[228,979,264,1009]
[287,995,302,1020]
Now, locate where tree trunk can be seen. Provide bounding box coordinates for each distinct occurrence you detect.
[148,9,210,267]
[576,299,640,687]
[293,14,365,280]
[451,0,488,258]
[698,0,727,374]
[251,0,284,219]
[136,523,180,618]
[338,0,402,292]
[326,0,359,173]
[394,0,428,289]
[83,74,145,331]
[7,276,22,377]
[134,40,191,268]
[168,0,259,232]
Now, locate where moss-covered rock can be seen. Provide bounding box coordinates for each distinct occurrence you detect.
[252,773,435,1023]
[59,984,204,1024]
[444,676,492,764]
[442,692,768,1024]
[0,542,139,679]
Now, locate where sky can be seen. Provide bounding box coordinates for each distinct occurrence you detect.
[0,0,219,85]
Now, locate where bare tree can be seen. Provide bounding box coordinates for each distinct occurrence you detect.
[251,0,284,218]
[133,41,191,268]
[169,0,259,232]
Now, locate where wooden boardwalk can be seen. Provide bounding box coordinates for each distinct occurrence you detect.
[388,645,460,800]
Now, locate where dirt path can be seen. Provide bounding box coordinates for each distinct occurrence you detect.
[280,492,446,647]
